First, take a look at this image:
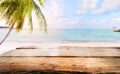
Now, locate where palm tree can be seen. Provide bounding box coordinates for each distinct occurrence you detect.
[0,0,47,45]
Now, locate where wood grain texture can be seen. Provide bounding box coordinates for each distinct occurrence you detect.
[0,47,120,57]
[0,57,120,73]
[0,46,120,73]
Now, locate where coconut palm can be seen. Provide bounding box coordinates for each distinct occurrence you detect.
[0,0,47,45]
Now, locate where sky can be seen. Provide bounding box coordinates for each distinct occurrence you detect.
[1,0,120,29]
[40,0,120,29]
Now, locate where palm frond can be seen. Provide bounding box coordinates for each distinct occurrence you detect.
[38,0,46,7]
[33,1,47,33]
[0,0,47,33]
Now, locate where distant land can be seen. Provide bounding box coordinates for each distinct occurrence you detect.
[0,26,9,28]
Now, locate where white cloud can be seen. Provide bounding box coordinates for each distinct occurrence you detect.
[84,18,120,29]
[43,0,65,17]
[76,0,120,15]
[92,0,120,15]
[76,0,98,14]
[50,0,65,16]
[113,18,120,22]
[42,0,81,29]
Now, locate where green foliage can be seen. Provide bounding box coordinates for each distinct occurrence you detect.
[0,0,47,33]
[38,0,46,7]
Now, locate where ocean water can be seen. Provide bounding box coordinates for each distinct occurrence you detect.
[0,29,120,43]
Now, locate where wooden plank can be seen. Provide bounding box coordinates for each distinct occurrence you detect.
[0,47,120,57]
[0,57,119,73]
[0,46,119,73]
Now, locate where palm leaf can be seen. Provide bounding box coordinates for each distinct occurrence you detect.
[0,0,47,45]
[38,0,46,7]
[0,0,47,32]
[33,1,47,33]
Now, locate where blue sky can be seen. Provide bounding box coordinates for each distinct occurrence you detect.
[41,0,120,29]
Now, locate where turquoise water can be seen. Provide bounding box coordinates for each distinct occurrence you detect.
[0,29,120,43]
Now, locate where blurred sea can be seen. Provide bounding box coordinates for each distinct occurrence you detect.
[0,29,120,43]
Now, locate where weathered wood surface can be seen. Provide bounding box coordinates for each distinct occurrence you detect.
[0,47,120,57]
[0,46,120,73]
[0,57,120,73]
